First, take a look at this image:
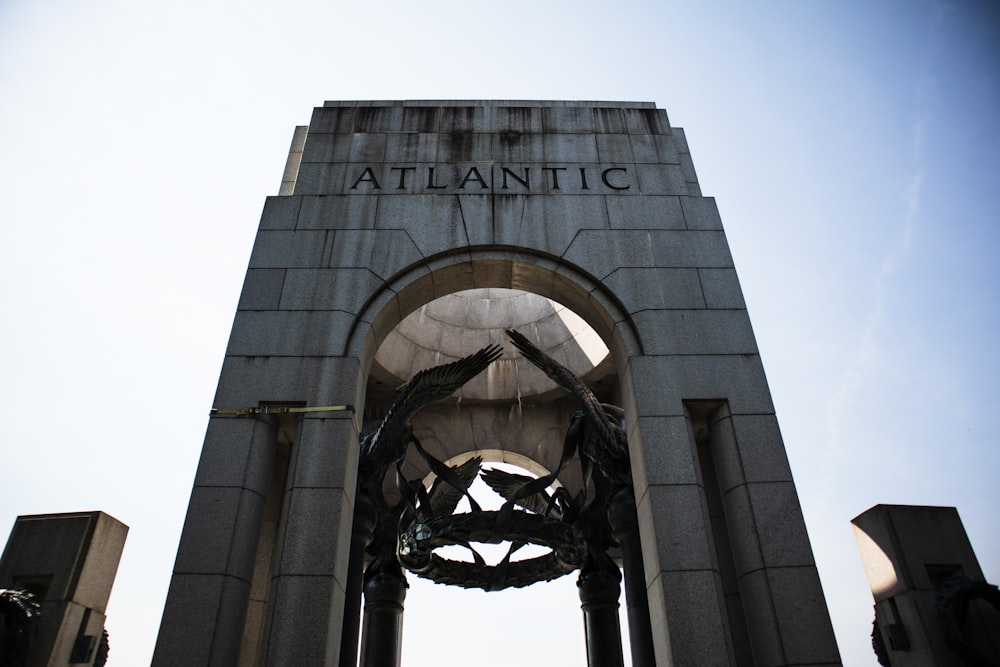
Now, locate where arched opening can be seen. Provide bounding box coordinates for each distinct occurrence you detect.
[351,270,644,666]
[363,287,619,498]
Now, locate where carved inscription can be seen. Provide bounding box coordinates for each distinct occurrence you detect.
[348,165,631,193]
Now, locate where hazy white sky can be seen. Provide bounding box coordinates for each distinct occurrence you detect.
[1,1,998,665]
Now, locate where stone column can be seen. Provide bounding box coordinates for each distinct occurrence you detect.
[154,416,278,665]
[608,487,656,667]
[358,568,408,667]
[578,566,625,667]
[259,413,358,665]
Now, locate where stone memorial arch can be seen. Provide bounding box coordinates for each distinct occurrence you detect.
[154,100,841,666]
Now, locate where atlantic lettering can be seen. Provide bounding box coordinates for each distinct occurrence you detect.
[350,167,381,190]
[501,167,529,189]
[346,164,633,193]
[458,167,488,189]
[601,167,630,190]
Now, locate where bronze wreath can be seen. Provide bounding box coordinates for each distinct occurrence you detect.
[397,509,587,591]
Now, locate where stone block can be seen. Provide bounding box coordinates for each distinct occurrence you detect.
[562,230,655,280]
[541,133,599,162]
[729,414,794,483]
[300,132,350,164]
[296,195,378,230]
[767,566,841,664]
[0,512,127,615]
[632,416,701,487]
[383,132,441,162]
[367,293,405,347]
[308,106,355,134]
[648,230,735,268]
[680,196,724,230]
[543,106,597,133]
[735,568,784,665]
[347,133,387,162]
[227,310,356,356]
[605,195,685,230]
[593,107,627,134]
[173,486,264,579]
[602,267,705,312]
[494,105,544,133]
[671,126,691,153]
[595,134,634,163]
[278,267,384,314]
[274,487,350,576]
[748,482,816,567]
[437,132,494,162]
[237,268,286,310]
[679,153,699,185]
[214,356,362,408]
[631,309,759,356]
[853,504,987,595]
[392,264,435,319]
[645,484,716,571]
[287,416,359,491]
[624,107,671,135]
[634,163,692,195]
[153,574,244,666]
[635,486,661,588]
[259,195,301,230]
[653,569,732,666]
[291,162,349,195]
[375,194,472,256]
[626,354,775,417]
[651,135,682,164]
[704,403,743,492]
[193,417,277,491]
[492,132,545,162]
[248,230,333,268]
[718,484,765,575]
[494,195,608,256]
[620,355,683,419]
[70,515,129,611]
[643,573,673,664]
[603,134,681,164]
[327,229,423,279]
[551,274,620,339]
[699,267,747,309]
[438,106,480,133]
[401,106,441,133]
[353,105,404,133]
[458,194,493,245]
[262,574,345,665]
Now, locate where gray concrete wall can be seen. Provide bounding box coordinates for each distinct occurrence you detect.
[0,511,127,667]
[155,100,840,666]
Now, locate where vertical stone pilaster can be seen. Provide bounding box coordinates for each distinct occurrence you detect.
[154,416,278,666]
[260,414,357,665]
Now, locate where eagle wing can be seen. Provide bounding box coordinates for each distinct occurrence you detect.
[480,467,562,518]
[506,329,630,484]
[360,344,503,480]
[426,456,483,517]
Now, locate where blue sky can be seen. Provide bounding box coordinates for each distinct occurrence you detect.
[1,1,997,665]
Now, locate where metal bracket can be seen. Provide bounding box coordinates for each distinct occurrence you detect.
[210,404,359,434]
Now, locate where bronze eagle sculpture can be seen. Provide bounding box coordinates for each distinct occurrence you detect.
[505,328,631,489]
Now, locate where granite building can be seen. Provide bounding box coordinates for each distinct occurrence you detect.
[154,100,841,666]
